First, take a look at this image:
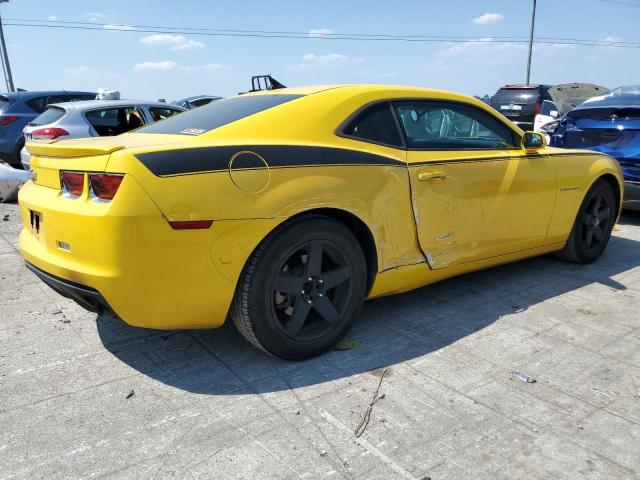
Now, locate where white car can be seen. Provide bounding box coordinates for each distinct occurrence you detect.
[533,83,609,141]
[21,100,185,170]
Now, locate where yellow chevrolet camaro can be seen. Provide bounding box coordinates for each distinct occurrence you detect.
[19,84,623,359]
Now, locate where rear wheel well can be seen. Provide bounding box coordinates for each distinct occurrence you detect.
[597,174,621,218]
[288,208,378,293]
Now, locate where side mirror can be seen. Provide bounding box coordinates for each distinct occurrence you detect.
[550,110,559,118]
[522,131,546,150]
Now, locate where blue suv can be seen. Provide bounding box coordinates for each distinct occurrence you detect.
[0,90,95,167]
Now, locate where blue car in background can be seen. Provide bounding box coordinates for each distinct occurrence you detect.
[551,85,640,211]
[0,90,95,167]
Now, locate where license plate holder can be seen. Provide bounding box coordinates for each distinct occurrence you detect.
[501,104,522,111]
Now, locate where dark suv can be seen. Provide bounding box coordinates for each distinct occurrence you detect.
[490,84,552,130]
[0,90,95,167]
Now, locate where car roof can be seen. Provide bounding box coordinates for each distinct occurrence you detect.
[243,84,483,98]
[498,84,552,90]
[48,99,186,111]
[0,90,95,100]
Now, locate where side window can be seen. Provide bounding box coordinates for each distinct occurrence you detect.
[342,102,403,147]
[85,107,144,136]
[394,101,517,150]
[26,96,48,113]
[148,107,182,122]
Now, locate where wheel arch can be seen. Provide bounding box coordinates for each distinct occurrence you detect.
[285,208,379,294]
[595,173,622,220]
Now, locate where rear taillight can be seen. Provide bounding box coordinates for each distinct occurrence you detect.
[0,115,19,126]
[31,127,69,140]
[61,171,84,197]
[534,102,541,116]
[89,174,124,200]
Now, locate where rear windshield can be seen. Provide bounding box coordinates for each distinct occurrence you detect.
[0,95,11,110]
[491,89,540,106]
[138,94,303,135]
[30,106,66,126]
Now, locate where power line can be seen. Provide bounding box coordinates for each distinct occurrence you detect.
[4,20,640,49]
[596,0,640,7]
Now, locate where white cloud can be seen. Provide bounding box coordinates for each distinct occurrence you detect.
[86,12,107,23]
[471,13,504,25]
[287,53,363,71]
[47,15,58,21]
[104,24,134,31]
[134,60,178,72]
[309,28,333,37]
[602,36,623,43]
[139,34,204,51]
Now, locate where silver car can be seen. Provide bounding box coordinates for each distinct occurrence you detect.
[21,100,186,169]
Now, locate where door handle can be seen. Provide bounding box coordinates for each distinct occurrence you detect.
[418,171,448,182]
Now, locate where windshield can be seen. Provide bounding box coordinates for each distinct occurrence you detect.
[138,94,304,135]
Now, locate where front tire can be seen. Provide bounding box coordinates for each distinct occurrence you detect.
[231,216,367,360]
[555,179,616,264]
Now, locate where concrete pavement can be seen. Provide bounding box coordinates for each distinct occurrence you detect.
[1,201,639,479]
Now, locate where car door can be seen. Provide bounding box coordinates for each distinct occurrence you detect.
[394,100,557,269]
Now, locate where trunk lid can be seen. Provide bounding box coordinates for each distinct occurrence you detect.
[26,133,202,189]
[548,83,609,115]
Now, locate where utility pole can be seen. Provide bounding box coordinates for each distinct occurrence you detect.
[525,0,537,85]
[0,0,14,92]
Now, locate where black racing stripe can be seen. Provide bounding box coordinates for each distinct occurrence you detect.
[231,151,266,170]
[135,145,405,176]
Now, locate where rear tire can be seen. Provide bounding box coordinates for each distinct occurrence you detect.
[555,179,616,264]
[231,216,367,360]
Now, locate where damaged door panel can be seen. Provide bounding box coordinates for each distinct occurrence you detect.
[394,100,557,269]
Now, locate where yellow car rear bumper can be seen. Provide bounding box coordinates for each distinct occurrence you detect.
[18,178,282,329]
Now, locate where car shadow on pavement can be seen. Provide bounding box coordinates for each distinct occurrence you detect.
[97,234,640,395]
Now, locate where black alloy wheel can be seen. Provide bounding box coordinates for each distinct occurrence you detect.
[231,216,367,360]
[556,179,616,264]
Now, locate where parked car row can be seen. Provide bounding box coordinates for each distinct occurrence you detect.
[0,89,223,170]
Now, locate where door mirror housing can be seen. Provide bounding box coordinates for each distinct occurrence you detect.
[522,131,546,150]
[550,110,559,118]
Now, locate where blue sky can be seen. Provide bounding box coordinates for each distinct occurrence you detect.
[2,0,639,100]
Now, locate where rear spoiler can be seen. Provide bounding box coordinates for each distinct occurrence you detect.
[26,142,124,158]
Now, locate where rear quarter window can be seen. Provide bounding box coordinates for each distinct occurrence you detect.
[137,94,303,135]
